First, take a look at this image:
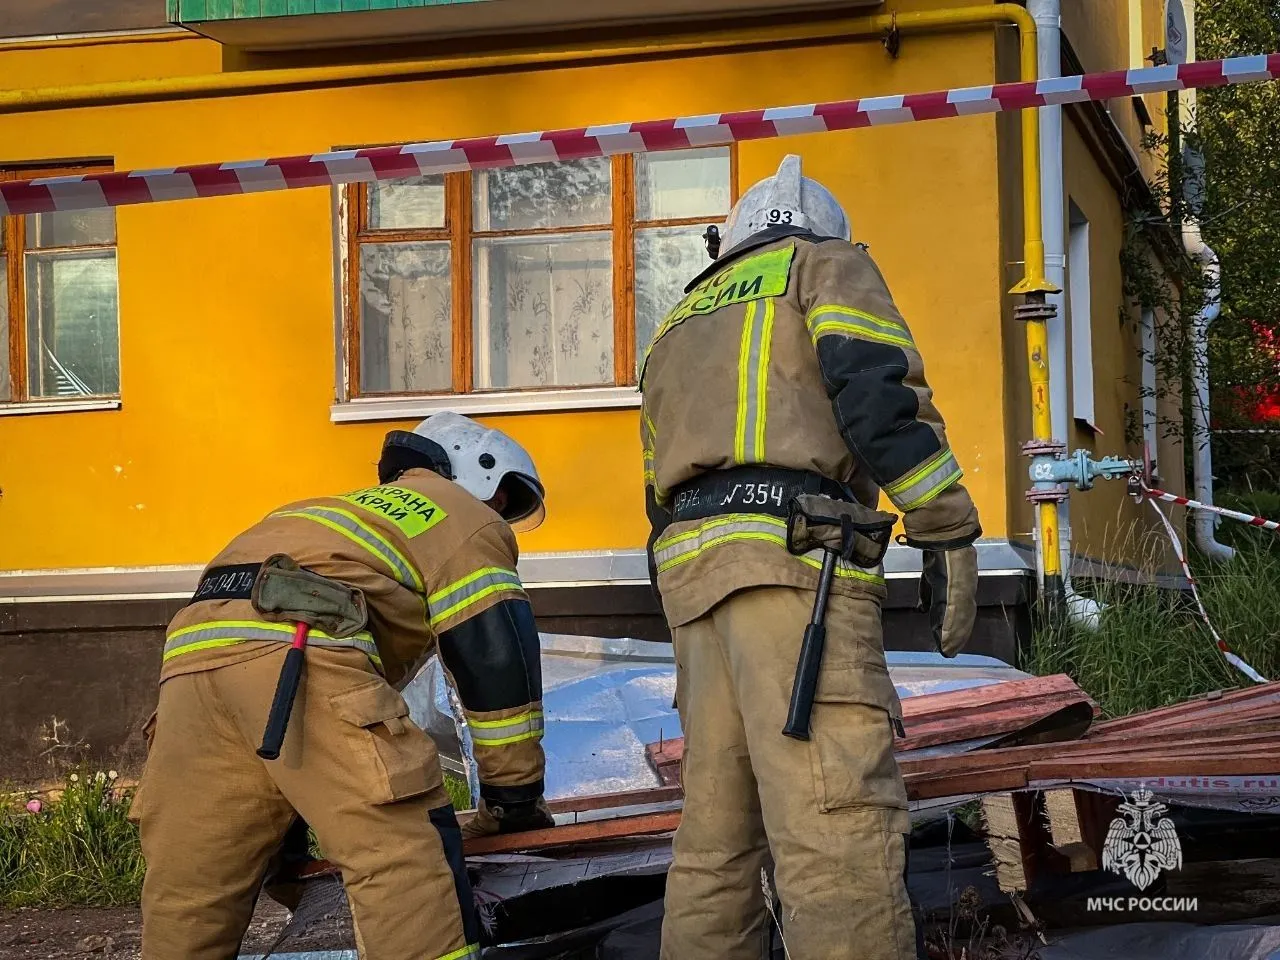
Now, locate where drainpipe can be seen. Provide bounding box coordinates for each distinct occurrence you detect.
[1183,222,1236,562]
[1025,0,1099,626]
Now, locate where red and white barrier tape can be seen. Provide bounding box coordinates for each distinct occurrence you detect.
[1143,486,1280,534]
[1138,482,1268,684]
[0,53,1277,216]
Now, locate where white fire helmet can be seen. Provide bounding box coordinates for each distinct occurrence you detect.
[719,154,852,254]
[386,412,546,531]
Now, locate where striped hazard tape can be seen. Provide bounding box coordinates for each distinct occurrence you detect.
[0,53,1277,217]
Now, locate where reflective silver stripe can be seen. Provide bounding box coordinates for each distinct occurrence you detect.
[885,448,963,511]
[163,619,380,665]
[654,514,883,584]
[798,550,885,583]
[733,300,775,464]
[428,567,524,629]
[805,305,914,350]
[641,408,658,488]
[469,710,545,747]
[272,506,422,591]
[654,515,786,572]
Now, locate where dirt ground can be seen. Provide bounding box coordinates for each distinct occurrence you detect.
[0,898,355,959]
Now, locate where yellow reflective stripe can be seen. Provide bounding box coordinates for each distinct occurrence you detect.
[470,710,545,747]
[654,513,755,551]
[429,567,523,629]
[807,303,908,334]
[884,448,963,511]
[273,507,423,592]
[885,448,952,496]
[808,319,915,350]
[734,301,756,464]
[469,710,544,729]
[161,637,246,660]
[472,730,544,747]
[754,298,775,460]
[163,620,382,667]
[658,530,783,571]
[432,944,481,960]
[642,407,657,487]
[654,515,883,584]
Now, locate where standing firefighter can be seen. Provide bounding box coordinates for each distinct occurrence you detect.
[131,412,553,960]
[641,155,981,959]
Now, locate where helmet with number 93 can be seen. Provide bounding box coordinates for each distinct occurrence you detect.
[718,154,851,255]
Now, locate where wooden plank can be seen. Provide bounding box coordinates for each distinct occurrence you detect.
[980,791,1051,893]
[903,763,1030,801]
[900,728,1280,782]
[546,785,682,815]
[455,786,682,829]
[898,694,1094,751]
[899,675,1090,723]
[1084,683,1280,737]
[1043,788,1098,872]
[463,810,681,855]
[1029,753,1280,781]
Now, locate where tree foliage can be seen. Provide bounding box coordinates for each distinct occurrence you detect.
[1193,0,1280,486]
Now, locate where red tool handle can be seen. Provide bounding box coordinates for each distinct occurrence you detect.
[257,622,310,761]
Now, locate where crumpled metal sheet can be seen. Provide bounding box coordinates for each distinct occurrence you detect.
[402,635,1031,802]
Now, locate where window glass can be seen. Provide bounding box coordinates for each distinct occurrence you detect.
[636,148,732,222]
[24,251,119,398]
[473,235,613,390]
[368,176,446,231]
[25,208,115,248]
[634,226,711,368]
[473,158,612,232]
[359,242,453,394]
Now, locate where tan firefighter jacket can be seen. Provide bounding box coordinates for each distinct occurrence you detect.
[163,467,545,805]
[640,226,980,628]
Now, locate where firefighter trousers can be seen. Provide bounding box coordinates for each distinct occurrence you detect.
[130,646,478,960]
[660,585,917,960]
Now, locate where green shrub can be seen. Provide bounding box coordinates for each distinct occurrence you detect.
[0,770,473,908]
[1031,522,1280,717]
[0,771,144,908]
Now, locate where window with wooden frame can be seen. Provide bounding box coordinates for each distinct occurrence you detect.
[341,146,736,402]
[1,166,121,405]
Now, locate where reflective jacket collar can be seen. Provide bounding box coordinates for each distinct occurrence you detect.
[684,226,838,293]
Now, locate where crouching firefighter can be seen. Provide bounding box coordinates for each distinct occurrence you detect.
[640,155,982,960]
[130,412,554,960]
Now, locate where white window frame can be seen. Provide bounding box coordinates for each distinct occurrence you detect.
[1068,201,1099,433]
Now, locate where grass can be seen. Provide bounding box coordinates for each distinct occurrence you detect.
[1,771,472,909]
[0,771,144,908]
[1030,511,1280,718]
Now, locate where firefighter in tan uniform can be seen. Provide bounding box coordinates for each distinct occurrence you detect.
[132,412,554,960]
[641,156,982,960]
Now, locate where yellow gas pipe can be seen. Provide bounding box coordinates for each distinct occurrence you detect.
[0,6,1063,603]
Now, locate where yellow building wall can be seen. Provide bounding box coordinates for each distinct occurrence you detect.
[1063,0,1172,183]
[994,7,1185,566]
[1060,122,1185,563]
[0,27,1012,572]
